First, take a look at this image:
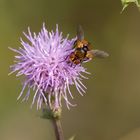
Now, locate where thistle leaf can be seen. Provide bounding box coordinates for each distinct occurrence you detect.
[121,0,140,12]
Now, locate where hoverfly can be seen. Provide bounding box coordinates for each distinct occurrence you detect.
[69,25,109,64]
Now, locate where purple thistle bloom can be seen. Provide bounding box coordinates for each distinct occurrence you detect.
[10,24,90,110]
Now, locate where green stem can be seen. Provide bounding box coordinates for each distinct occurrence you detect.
[42,107,64,140]
[52,118,64,140]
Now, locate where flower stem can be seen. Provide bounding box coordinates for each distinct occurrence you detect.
[52,118,64,140]
[42,107,64,140]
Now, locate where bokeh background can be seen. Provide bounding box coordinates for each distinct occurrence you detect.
[1,0,140,140]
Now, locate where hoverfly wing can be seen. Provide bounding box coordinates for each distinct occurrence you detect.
[77,25,84,41]
[90,49,109,58]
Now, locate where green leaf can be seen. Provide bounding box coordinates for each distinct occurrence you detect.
[136,0,140,7]
[121,0,140,12]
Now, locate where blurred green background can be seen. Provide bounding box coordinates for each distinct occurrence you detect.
[1,0,140,140]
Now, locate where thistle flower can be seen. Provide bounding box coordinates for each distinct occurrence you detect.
[10,24,89,110]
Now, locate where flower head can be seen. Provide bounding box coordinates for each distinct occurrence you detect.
[10,24,89,110]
